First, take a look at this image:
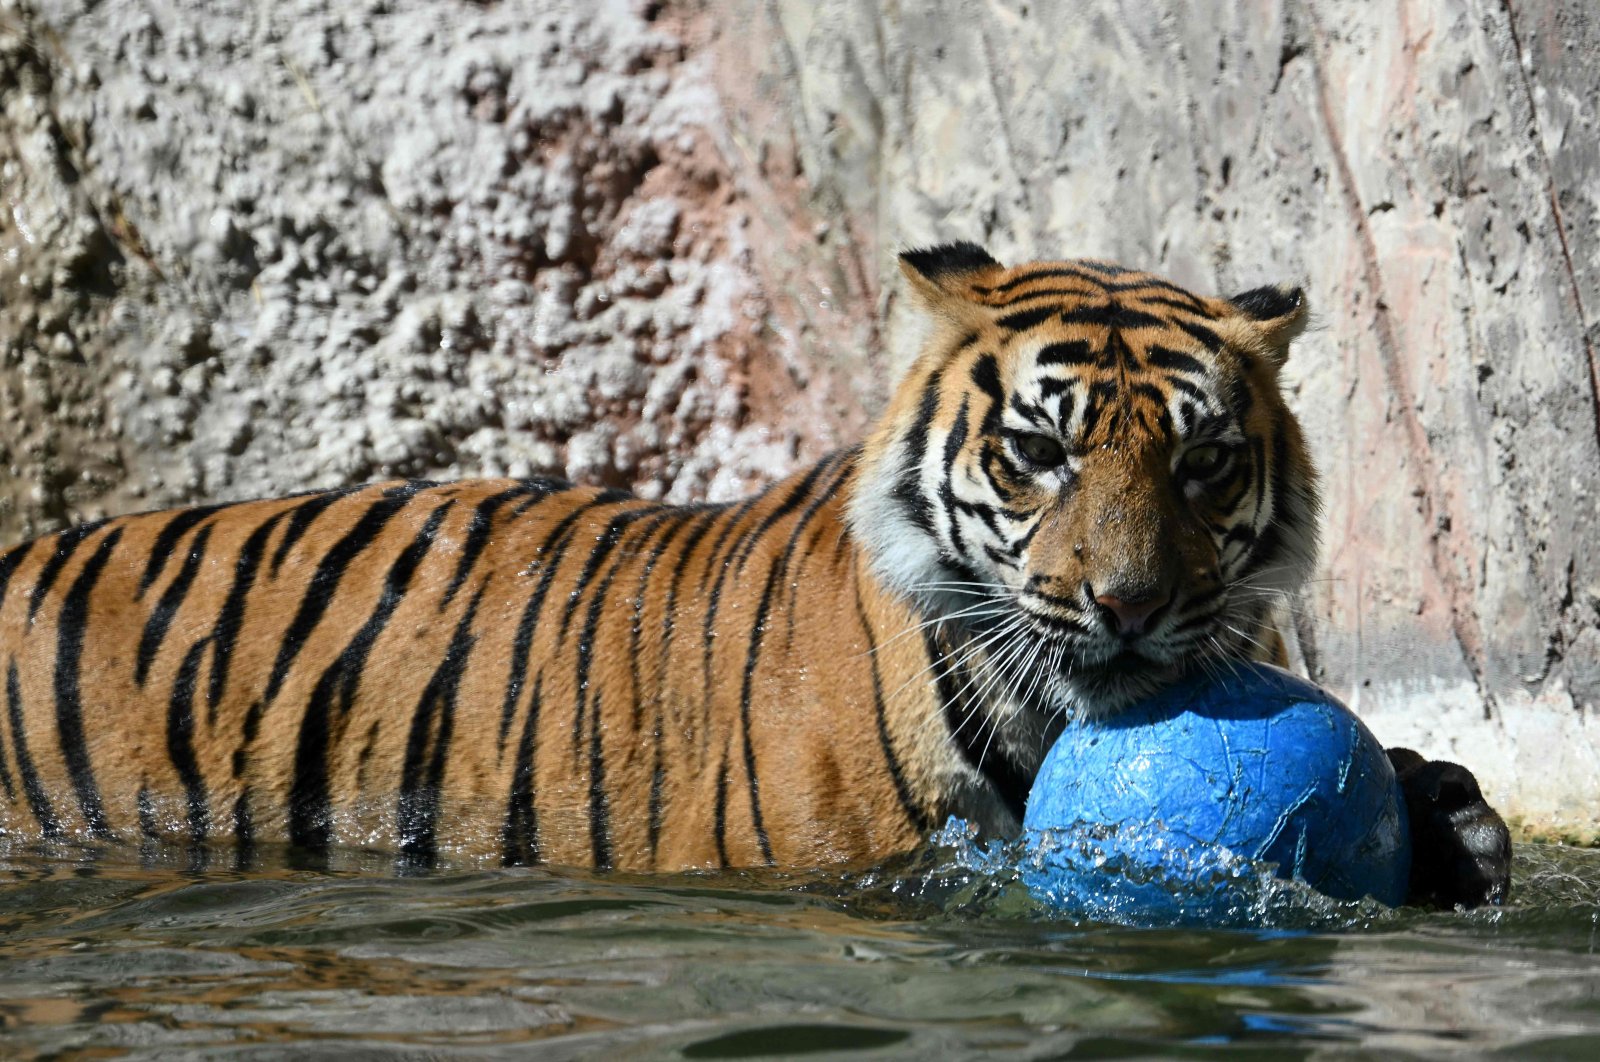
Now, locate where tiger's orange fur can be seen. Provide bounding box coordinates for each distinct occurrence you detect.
[0,247,1318,869]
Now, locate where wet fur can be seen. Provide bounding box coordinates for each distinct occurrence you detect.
[0,248,1510,905]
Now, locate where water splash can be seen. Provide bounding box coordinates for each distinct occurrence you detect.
[840,819,1399,932]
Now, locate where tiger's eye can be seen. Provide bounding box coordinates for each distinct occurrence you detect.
[1015,433,1067,468]
[1181,444,1229,478]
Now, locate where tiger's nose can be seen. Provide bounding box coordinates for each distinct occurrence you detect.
[1093,590,1172,636]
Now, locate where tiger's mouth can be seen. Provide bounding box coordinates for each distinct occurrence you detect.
[1062,647,1184,711]
[1078,648,1156,678]
[937,591,1228,715]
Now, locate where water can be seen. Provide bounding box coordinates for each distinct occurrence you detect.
[3,837,1600,1059]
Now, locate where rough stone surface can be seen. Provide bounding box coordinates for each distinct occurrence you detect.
[2,0,1597,834]
[715,0,1600,836]
[1,0,858,545]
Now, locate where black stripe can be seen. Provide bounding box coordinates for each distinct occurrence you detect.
[586,688,613,869]
[1147,344,1208,376]
[938,396,972,557]
[779,450,859,631]
[500,674,543,866]
[1008,393,1052,430]
[1130,383,1176,434]
[1080,379,1120,437]
[1023,581,1085,610]
[1221,524,1257,550]
[233,788,256,871]
[628,512,695,729]
[136,785,159,842]
[995,306,1057,331]
[558,507,651,642]
[1036,340,1095,366]
[695,500,763,734]
[978,445,1019,506]
[0,541,34,616]
[1106,330,1138,374]
[236,702,263,776]
[732,457,836,573]
[970,353,1004,408]
[957,492,1010,539]
[6,659,61,838]
[1228,368,1256,421]
[1165,375,1208,404]
[1251,433,1271,529]
[892,372,942,534]
[208,509,289,716]
[734,563,784,865]
[660,509,721,660]
[139,504,230,598]
[712,747,730,868]
[1138,293,1213,316]
[984,266,1104,297]
[569,516,644,759]
[922,628,1031,823]
[769,451,851,583]
[331,501,453,715]
[166,638,211,843]
[510,476,579,516]
[700,495,762,584]
[648,699,666,867]
[1059,303,1168,331]
[269,486,359,575]
[1244,428,1297,576]
[441,483,548,612]
[1010,508,1045,552]
[853,584,927,831]
[1104,278,1210,312]
[1021,607,1091,637]
[1075,260,1133,277]
[982,542,1019,570]
[289,502,453,845]
[1173,399,1195,436]
[1052,388,1079,438]
[989,286,1108,306]
[0,675,14,802]
[1038,377,1075,401]
[136,525,214,687]
[394,587,483,865]
[571,512,670,766]
[28,519,110,624]
[54,527,122,838]
[1173,316,1223,352]
[942,537,994,590]
[496,494,629,752]
[262,488,418,708]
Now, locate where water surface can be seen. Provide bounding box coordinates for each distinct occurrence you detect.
[2,838,1599,1058]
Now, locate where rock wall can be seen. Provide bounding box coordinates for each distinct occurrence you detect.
[712,0,1600,836]
[3,0,1597,834]
[0,0,862,545]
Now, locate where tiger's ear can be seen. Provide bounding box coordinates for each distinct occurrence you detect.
[899,243,1006,321]
[1227,283,1308,366]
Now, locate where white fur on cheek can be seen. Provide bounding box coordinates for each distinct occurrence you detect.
[846,445,949,600]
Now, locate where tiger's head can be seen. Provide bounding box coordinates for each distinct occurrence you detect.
[850,243,1320,717]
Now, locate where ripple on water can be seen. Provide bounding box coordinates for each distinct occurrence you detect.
[0,836,1599,1057]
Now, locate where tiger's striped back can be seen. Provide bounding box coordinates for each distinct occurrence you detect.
[0,462,946,867]
[0,245,1322,870]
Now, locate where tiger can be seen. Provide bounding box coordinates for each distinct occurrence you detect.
[0,244,1509,905]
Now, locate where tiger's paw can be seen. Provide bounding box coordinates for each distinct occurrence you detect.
[1387,747,1512,910]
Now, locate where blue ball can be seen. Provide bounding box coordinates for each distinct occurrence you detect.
[1022,662,1411,923]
